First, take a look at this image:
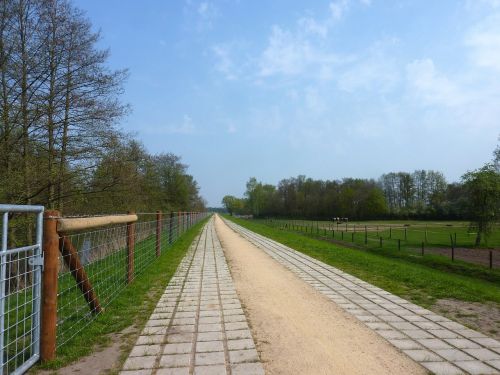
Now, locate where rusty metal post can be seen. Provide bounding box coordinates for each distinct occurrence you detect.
[156,210,162,257]
[126,212,135,284]
[41,210,60,362]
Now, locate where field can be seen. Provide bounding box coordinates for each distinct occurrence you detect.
[262,219,500,268]
[225,216,500,338]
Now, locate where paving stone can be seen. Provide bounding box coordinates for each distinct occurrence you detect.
[377,329,407,340]
[159,353,192,368]
[471,337,500,348]
[119,370,152,375]
[402,349,442,362]
[428,329,461,339]
[193,365,227,375]
[163,343,193,355]
[453,360,499,375]
[444,338,481,349]
[129,345,162,357]
[123,356,157,370]
[419,361,465,375]
[226,329,253,340]
[156,368,190,375]
[196,340,225,353]
[434,349,474,361]
[417,338,453,350]
[198,331,224,342]
[227,339,256,351]
[229,349,259,364]
[167,333,194,343]
[400,329,433,339]
[195,351,226,366]
[387,339,422,350]
[486,360,500,370]
[198,323,222,332]
[463,348,500,361]
[225,322,249,331]
[136,335,165,345]
[231,363,265,375]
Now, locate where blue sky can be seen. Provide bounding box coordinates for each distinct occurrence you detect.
[74,0,500,207]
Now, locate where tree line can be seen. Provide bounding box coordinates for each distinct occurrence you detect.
[223,146,499,239]
[0,0,205,216]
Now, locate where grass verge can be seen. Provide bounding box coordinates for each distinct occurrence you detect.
[34,217,209,371]
[225,216,500,308]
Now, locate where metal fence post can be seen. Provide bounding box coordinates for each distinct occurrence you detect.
[41,210,60,362]
[126,212,135,284]
[156,210,162,257]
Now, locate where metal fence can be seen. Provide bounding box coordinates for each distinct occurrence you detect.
[0,205,44,375]
[54,211,208,351]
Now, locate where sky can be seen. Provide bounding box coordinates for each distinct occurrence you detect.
[73,0,500,207]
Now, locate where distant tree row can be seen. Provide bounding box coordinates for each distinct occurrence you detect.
[0,0,205,215]
[223,147,499,228]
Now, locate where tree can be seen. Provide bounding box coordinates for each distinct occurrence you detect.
[461,164,500,246]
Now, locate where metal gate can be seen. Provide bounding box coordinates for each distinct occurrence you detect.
[0,205,44,375]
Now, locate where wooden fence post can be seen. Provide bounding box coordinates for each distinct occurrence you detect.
[156,210,162,257]
[169,211,174,244]
[126,212,135,284]
[41,210,60,362]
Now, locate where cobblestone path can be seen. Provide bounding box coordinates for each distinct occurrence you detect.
[223,219,500,375]
[120,218,264,375]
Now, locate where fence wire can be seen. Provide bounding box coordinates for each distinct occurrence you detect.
[56,212,208,348]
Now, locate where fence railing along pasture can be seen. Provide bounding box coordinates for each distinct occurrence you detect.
[264,219,500,269]
[42,210,209,361]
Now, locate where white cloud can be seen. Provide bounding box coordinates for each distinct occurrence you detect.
[258,25,340,78]
[337,39,400,93]
[157,115,196,135]
[330,0,350,20]
[405,59,466,107]
[465,14,500,71]
[212,44,237,80]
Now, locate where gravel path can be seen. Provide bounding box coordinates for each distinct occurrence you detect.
[222,217,500,375]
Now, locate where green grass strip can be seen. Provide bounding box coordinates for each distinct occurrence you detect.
[37,217,209,370]
[225,216,500,308]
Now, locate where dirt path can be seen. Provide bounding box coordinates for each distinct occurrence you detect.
[214,215,426,375]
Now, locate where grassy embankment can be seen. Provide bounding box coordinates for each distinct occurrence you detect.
[225,216,500,308]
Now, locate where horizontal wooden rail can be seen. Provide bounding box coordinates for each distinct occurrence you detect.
[57,214,138,232]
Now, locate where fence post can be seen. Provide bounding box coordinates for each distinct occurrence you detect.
[351,232,354,242]
[41,210,60,362]
[450,234,454,261]
[389,227,392,239]
[169,211,174,244]
[490,250,493,269]
[404,228,407,241]
[398,239,401,251]
[127,212,135,284]
[156,210,162,257]
[421,241,424,256]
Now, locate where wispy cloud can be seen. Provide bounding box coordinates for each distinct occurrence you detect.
[465,13,500,71]
[405,59,466,107]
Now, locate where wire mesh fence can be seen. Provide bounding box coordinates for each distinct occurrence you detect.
[263,218,500,269]
[0,205,44,375]
[55,211,208,349]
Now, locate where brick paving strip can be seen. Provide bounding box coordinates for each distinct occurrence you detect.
[223,218,500,375]
[120,218,264,375]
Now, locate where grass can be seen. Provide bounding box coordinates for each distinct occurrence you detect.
[32,216,209,370]
[225,216,500,308]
